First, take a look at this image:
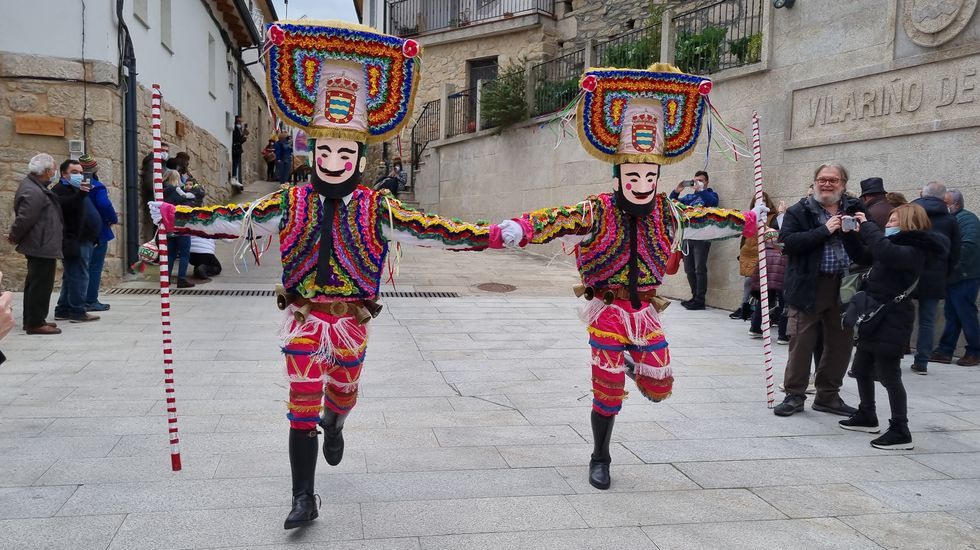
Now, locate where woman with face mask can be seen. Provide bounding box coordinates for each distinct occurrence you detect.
[838,204,948,449]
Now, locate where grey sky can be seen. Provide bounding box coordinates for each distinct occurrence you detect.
[271,0,358,23]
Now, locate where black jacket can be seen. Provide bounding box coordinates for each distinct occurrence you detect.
[779,195,866,311]
[910,196,961,299]
[51,181,100,258]
[848,223,949,357]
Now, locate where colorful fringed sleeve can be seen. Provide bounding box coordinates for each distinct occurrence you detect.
[376,191,493,250]
[673,202,749,242]
[171,190,285,239]
[519,198,599,245]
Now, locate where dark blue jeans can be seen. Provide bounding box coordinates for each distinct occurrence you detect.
[56,241,94,318]
[86,238,109,307]
[914,298,940,365]
[167,235,191,280]
[938,278,980,357]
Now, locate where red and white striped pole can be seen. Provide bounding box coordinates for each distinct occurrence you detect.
[751,112,776,409]
[152,84,182,470]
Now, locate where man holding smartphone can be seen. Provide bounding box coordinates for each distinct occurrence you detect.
[51,159,101,323]
[670,170,719,310]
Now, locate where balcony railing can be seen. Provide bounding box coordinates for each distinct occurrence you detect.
[593,24,661,70]
[410,99,441,180]
[672,0,764,75]
[446,87,476,138]
[388,0,555,38]
[530,48,585,117]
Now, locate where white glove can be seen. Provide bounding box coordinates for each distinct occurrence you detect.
[752,202,770,219]
[498,219,523,248]
[148,201,163,225]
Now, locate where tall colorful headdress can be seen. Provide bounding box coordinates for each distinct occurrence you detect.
[264,20,421,143]
[576,63,713,165]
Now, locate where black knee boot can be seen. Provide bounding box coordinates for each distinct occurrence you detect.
[284,428,319,530]
[589,410,616,490]
[320,409,348,466]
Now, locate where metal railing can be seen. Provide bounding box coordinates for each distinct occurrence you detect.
[593,24,662,70]
[388,0,555,38]
[530,48,585,117]
[446,87,475,138]
[672,0,764,75]
[410,99,441,188]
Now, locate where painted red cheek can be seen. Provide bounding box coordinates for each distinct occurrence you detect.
[625,183,632,190]
[344,161,353,171]
[316,158,325,168]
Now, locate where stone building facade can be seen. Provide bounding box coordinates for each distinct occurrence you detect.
[0,52,272,291]
[412,0,980,313]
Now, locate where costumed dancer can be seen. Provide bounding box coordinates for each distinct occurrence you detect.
[148,21,510,529]
[497,64,770,490]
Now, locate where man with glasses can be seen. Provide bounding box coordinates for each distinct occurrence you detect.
[774,163,866,417]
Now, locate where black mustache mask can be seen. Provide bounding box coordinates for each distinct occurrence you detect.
[614,181,656,217]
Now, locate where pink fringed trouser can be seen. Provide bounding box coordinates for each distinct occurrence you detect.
[281,309,368,430]
[586,298,673,416]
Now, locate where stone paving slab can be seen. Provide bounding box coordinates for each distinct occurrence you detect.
[360,495,587,538]
[750,483,898,518]
[566,489,785,527]
[363,446,509,473]
[643,518,880,550]
[0,486,78,519]
[675,456,951,489]
[852,478,980,512]
[419,527,657,549]
[839,511,980,549]
[107,505,362,549]
[0,514,125,550]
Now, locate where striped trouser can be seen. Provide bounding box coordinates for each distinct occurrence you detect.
[587,298,673,416]
[282,309,368,430]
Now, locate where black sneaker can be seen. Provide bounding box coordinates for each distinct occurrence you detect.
[871,421,913,450]
[839,409,880,433]
[681,299,694,308]
[812,398,858,417]
[773,394,805,417]
[683,301,705,311]
[911,363,927,375]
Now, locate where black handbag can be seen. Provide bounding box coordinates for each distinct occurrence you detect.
[842,277,918,338]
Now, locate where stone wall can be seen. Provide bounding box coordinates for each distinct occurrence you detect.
[0,53,125,292]
[413,0,980,311]
[414,25,558,109]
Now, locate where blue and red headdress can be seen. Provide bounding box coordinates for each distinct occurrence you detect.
[576,63,713,165]
[264,20,421,143]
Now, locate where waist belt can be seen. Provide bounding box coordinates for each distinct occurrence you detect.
[573,284,669,312]
[274,284,382,325]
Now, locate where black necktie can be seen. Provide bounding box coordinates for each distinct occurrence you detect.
[627,214,641,309]
[315,198,337,286]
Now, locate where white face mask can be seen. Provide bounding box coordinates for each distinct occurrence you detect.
[161,151,170,161]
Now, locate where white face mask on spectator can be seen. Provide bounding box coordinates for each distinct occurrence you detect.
[161,151,170,161]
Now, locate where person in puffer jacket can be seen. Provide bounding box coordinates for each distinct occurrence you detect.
[838,204,948,450]
[749,241,788,342]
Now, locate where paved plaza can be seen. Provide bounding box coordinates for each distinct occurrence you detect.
[1,186,979,549]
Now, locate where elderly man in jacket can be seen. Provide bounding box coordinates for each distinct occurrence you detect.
[910,181,961,374]
[859,177,893,229]
[774,163,865,417]
[7,153,64,335]
[931,188,980,367]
